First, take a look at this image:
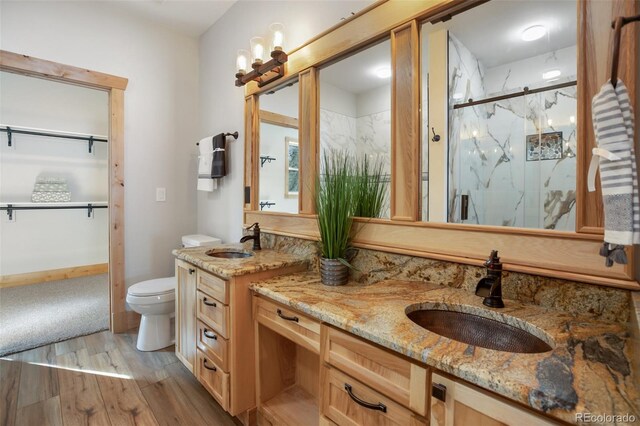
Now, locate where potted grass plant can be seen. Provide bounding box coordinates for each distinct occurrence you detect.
[316,150,388,286]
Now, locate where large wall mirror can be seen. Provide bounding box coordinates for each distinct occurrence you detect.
[319,39,392,218]
[258,80,299,214]
[244,0,638,287]
[422,0,578,230]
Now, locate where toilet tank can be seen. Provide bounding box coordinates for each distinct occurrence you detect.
[181,234,222,248]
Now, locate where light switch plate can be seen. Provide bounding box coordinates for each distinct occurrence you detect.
[156,187,166,202]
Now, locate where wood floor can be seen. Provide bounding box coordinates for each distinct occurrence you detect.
[0,329,239,426]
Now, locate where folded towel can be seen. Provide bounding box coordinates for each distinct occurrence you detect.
[198,136,217,192]
[33,183,69,192]
[31,191,71,202]
[36,177,66,184]
[211,133,226,178]
[589,79,639,265]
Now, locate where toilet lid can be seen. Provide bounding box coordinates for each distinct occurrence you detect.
[128,277,176,296]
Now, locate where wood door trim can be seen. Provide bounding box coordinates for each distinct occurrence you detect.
[1,50,129,332]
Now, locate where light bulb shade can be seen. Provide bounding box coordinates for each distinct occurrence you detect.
[250,37,265,65]
[269,23,285,52]
[236,49,250,74]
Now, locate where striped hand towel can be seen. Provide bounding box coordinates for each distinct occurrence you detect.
[589,79,640,266]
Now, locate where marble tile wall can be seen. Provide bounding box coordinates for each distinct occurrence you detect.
[259,232,631,324]
[320,107,391,217]
[448,34,577,230]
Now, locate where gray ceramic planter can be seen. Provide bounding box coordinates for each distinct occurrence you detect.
[320,257,349,286]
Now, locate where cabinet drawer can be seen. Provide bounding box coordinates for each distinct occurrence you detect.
[254,296,320,353]
[322,366,427,426]
[197,269,229,304]
[196,349,229,411]
[323,326,427,416]
[197,290,230,339]
[196,320,229,372]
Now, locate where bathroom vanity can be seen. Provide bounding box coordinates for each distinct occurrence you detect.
[250,272,638,426]
[173,246,308,424]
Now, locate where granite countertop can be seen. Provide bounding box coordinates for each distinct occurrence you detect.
[172,245,308,279]
[250,272,640,425]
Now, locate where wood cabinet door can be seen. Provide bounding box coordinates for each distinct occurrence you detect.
[430,373,558,426]
[175,259,197,372]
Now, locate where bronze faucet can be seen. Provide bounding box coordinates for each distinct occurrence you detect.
[475,250,504,308]
[240,222,261,250]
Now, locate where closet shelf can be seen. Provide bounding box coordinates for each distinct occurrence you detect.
[1,124,108,153]
[0,202,108,220]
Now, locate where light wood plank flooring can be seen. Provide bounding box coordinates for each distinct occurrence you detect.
[0,329,239,426]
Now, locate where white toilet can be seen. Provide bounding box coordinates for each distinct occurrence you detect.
[126,234,221,351]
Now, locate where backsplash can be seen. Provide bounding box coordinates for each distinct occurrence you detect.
[258,232,631,323]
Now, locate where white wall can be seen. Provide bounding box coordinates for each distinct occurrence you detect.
[198,0,373,243]
[1,2,200,286]
[0,72,109,275]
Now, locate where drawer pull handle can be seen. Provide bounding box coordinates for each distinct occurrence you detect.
[344,384,387,413]
[188,268,196,274]
[203,329,217,340]
[203,297,217,307]
[203,359,217,371]
[277,309,299,322]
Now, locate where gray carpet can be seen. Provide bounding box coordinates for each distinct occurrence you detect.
[0,273,109,356]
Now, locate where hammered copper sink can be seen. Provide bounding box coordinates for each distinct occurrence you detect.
[407,309,553,354]
[206,249,254,259]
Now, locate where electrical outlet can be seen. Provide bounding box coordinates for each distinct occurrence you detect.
[156,187,166,202]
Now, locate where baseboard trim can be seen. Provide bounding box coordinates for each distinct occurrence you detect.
[0,263,109,289]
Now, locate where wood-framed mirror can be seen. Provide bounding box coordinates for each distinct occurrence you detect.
[243,0,639,289]
[0,50,130,332]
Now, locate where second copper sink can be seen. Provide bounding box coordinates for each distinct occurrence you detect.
[407,309,553,354]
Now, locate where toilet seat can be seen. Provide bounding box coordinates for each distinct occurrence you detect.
[126,291,175,305]
[128,277,176,297]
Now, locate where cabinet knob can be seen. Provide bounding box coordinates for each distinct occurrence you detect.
[432,383,447,402]
[188,268,195,274]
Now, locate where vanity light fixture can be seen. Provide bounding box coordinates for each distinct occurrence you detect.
[374,66,392,79]
[542,69,561,80]
[521,25,547,41]
[235,23,288,88]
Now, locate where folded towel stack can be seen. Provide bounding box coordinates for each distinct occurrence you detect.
[31,177,71,202]
[590,79,639,266]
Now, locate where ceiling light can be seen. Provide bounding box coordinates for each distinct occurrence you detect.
[542,69,561,80]
[521,25,547,41]
[375,66,391,79]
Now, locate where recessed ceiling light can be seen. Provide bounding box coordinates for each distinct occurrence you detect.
[521,25,547,42]
[374,66,391,79]
[542,69,561,80]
